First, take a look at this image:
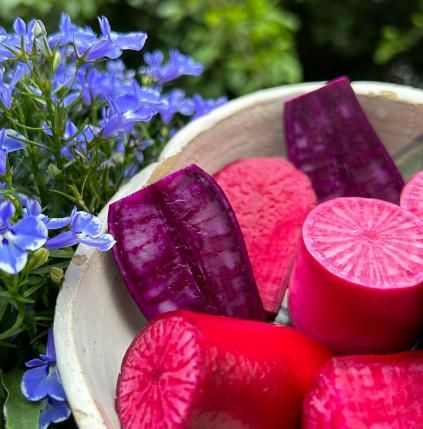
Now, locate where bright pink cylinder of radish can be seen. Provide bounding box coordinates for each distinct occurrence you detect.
[288,197,423,355]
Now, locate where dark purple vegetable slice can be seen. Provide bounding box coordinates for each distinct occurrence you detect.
[108,164,266,321]
[284,76,404,203]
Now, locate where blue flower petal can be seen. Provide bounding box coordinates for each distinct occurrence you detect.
[25,358,47,368]
[111,32,147,51]
[79,233,116,251]
[46,329,56,361]
[12,216,48,251]
[39,398,71,429]
[45,217,71,230]
[0,240,27,274]
[71,211,102,236]
[0,150,7,176]
[21,365,49,401]
[45,231,78,249]
[3,130,25,152]
[44,366,67,401]
[0,201,14,224]
[13,18,26,36]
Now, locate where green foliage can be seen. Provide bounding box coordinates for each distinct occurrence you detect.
[1,370,42,429]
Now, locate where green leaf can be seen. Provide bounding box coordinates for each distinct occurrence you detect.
[1,370,41,429]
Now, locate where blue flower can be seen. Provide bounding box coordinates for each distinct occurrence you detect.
[100,95,158,137]
[0,128,25,175]
[98,16,147,58]
[0,201,48,274]
[144,49,204,83]
[159,89,194,124]
[21,198,71,230]
[21,329,66,401]
[21,329,71,429]
[46,208,115,251]
[0,63,27,109]
[190,94,228,120]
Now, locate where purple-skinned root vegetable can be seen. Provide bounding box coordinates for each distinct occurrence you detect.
[284,76,404,203]
[401,170,423,219]
[288,196,423,355]
[303,352,423,429]
[108,164,265,321]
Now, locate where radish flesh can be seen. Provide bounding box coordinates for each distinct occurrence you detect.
[108,164,265,321]
[284,76,404,203]
[214,157,316,317]
[289,197,423,354]
[303,352,423,428]
[400,170,423,219]
[116,310,332,429]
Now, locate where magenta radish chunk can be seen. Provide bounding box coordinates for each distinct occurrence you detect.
[303,352,423,429]
[284,76,404,203]
[214,157,316,316]
[401,170,423,219]
[108,164,265,321]
[116,310,332,429]
[288,197,423,355]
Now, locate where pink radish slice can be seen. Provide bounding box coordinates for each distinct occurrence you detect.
[214,157,316,316]
[401,170,423,219]
[108,164,265,321]
[303,352,423,429]
[116,310,332,429]
[288,197,423,354]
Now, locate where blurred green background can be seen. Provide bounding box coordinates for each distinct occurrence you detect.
[2,0,422,98]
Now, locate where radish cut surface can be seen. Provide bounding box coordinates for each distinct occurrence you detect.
[214,157,316,316]
[289,197,423,354]
[401,170,423,219]
[117,310,332,429]
[284,76,404,203]
[108,164,265,321]
[303,352,423,429]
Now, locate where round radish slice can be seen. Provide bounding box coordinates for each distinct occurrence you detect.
[303,352,423,429]
[289,197,423,355]
[117,310,332,429]
[401,170,423,219]
[214,158,316,317]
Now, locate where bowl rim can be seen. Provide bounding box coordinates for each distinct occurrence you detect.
[54,81,423,429]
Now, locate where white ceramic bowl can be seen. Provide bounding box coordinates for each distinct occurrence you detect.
[54,82,423,428]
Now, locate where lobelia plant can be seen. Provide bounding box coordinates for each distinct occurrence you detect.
[0,13,226,428]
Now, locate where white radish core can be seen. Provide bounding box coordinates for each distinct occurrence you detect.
[401,171,423,219]
[303,197,423,289]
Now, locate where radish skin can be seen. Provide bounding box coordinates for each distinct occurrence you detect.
[289,197,423,354]
[214,157,316,316]
[116,310,332,429]
[400,170,423,219]
[303,352,423,429]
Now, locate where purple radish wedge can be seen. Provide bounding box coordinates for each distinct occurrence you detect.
[284,76,404,203]
[288,197,423,354]
[401,170,423,219]
[108,164,265,321]
[303,352,423,429]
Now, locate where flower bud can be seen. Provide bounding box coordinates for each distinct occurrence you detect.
[50,267,64,284]
[32,20,47,38]
[52,50,62,72]
[26,248,49,271]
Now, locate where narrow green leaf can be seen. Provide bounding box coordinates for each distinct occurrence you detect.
[1,370,41,429]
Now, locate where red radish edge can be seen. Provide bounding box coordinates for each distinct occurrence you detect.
[400,170,423,219]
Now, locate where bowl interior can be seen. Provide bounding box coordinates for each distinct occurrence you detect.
[54,82,423,428]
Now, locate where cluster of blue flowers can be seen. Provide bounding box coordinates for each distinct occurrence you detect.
[0,13,227,428]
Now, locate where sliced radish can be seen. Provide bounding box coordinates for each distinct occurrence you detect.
[117,310,332,429]
[401,170,423,219]
[284,76,404,203]
[303,352,423,428]
[289,197,423,354]
[214,157,316,317]
[108,164,265,321]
